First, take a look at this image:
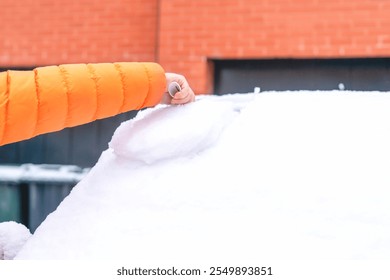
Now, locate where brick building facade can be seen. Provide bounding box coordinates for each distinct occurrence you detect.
[1,0,389,94]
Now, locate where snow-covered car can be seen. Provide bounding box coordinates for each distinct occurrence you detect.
[2,91,390,259]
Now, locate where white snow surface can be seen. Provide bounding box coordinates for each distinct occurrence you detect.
[0,221,31,260]
[0,164,88,183]
[12,91,390,260]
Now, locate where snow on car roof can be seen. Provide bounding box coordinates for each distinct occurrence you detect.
[11,90,390,260]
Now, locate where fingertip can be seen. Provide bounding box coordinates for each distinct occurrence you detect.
[173,91,187,100]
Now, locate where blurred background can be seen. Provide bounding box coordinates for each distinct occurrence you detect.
[1,0,390,231]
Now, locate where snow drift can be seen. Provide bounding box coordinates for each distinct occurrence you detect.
[9,90,390,260]
[0,221,31,260]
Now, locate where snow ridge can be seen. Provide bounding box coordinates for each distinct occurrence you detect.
[109,99,239,164]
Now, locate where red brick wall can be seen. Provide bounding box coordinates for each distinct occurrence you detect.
[159,0,390,93]
[1,0,389,94]
[0,0,158,66]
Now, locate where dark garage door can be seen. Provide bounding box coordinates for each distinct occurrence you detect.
[214,58,390,94]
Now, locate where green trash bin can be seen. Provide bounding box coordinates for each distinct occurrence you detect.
[0,164,89,232]
[0,165,24,223]
[0,182,22,223]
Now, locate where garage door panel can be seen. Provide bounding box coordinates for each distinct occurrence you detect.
[214,59,390,94]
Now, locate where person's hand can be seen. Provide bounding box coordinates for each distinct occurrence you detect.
[162,73,195,105]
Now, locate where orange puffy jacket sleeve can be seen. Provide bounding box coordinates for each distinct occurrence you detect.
[0,62,166,146]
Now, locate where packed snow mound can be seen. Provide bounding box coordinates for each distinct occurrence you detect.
[109,99,240,164]
[13,91,390,260]
[0,221,31,260]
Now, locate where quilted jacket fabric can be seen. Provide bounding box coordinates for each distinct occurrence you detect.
[0,62,166,146]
